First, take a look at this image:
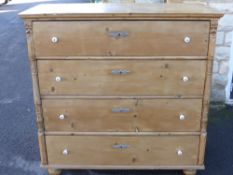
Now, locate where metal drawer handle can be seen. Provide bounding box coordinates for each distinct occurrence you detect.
[112,69,130,75]
[113,144,129,149]
[108,31,128,39]
[112,108,130,113]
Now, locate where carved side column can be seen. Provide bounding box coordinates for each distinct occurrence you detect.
[24,20,47,165]
[198,19,218,165]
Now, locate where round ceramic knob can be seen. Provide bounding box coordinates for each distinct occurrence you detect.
[182,76,189,82]
[55,76,62,82]
[177,149,183,156]
[62,149,69,155]
[51,36,59,43]
[179,114,185,121]
[58,114,65,120]
[184,36,191,43]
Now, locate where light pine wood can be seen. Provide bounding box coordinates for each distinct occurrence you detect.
[45,132,200,136]
[48,168,61,175]
[46,135,199,166]
[198,133,207,165]
[42,99,202,132]
[20,3,223,174]
[19,3,223,19]
[24,20,48,165]
[33,21,209,57]
[38,132,48,165]
[43,164,204,170]
[36,56,207,60]
[197,20,219,166]
[201,20,219,133]
[183,170,197,175]
[37,60,206,96]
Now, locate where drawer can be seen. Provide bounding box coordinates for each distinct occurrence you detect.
[38,60,206,96]
[33,21,209,57]
[46,135,199,166]
[43,99,202,132]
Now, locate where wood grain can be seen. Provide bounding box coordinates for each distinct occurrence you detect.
[19,3,223,19]
[24,20,48,165]
[42,164,204,170]
[33,21,209,57]
[46,135,199,166]
[37,60,206,96]
[197,20,219,166]
[42,98,202,132]
[20,3,223,173]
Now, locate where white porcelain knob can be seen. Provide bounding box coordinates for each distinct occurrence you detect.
[55,76,62,82]
[182,76,189,82]
[177,149,183,156]
[62,149,69,155]
[179,114,185,121]
[51,36,59,43]
[58,114,65,120]
[184,36,191,43]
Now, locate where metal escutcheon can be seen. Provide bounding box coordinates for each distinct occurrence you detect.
[108,31,129,39]
[113,144,129,149]
[112,108,130,113]
[112,69,130,75]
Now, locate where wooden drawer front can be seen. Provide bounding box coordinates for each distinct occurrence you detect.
[46,135,199,166]
[33,21,209,57]
[38,60,206,96]
[43,99,202,132]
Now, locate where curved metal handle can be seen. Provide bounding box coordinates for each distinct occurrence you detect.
[112,108,130,113]
[112,69,130,75]
[108,31,128,39]
[113,144,129,149]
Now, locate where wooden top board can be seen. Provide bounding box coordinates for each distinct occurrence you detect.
[19,3,223,19]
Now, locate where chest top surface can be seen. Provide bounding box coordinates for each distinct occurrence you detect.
[19,3,223,19]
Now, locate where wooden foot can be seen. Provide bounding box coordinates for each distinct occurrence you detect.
[48,168,62,175]
[183,170,197,175]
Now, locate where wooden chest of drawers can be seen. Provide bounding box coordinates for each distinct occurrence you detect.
[19,3,223,175]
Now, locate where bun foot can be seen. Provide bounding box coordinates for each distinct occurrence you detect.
[48,168,61,175]
[183,170,197,175]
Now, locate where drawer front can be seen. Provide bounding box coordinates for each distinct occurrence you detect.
[46,135,199,166]
[38,60,206,96]
[33,21,209,57]
[43,99,202,132]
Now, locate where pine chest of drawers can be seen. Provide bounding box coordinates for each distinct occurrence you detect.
[19,3,223,175]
